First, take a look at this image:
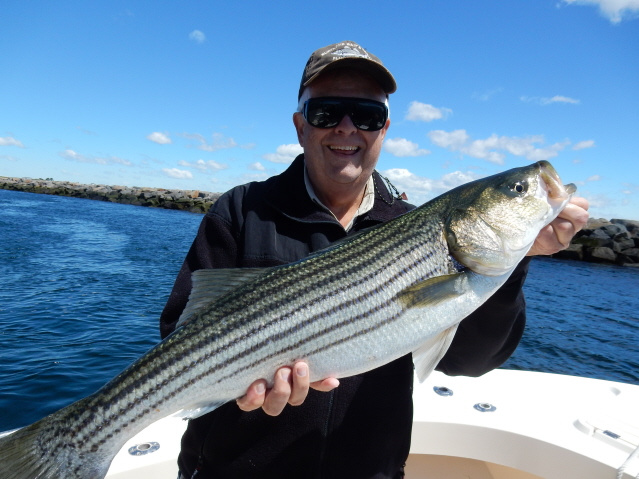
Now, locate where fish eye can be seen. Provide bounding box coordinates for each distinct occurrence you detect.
[510,181,527,194]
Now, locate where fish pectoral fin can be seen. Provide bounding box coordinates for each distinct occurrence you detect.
[175,400,230,420]
[398,272,467,309]
[399,274,466,381]
[412,325,459,382]
[176,267,270,329]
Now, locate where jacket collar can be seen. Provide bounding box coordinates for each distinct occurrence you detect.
[264,154,412,226]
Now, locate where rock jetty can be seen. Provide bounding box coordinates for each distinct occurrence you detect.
[1,176,637,268]
[552,218,639,268]
[0,176,221,214]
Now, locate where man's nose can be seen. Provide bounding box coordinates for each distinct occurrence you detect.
[334,112,358,134]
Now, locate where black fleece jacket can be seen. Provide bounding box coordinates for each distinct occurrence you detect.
[159,154,530,479]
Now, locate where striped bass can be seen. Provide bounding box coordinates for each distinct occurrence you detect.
[0,160,575,479]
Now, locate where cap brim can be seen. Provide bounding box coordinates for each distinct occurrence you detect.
[303,57,397,95]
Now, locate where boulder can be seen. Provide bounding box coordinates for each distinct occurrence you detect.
[573,229,614,248]
[553,244,584,261]
[599,223,629,240]
[613,238,636,253]
[612,219,639,236]
[585,247,616,264]
[583,218,612,230]
[617,248,639,265]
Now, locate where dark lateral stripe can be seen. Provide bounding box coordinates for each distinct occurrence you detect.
[195,224,443,340]
[100,228,441,404]
[72,244,440,446]
[196,280,413,391]
[93,227,445,410]
[208,214,441,323]
[157,251,436,407]
[166,241,440,380]
[61,211,446,450]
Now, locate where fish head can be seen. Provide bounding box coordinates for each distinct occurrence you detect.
[445,160,576,276]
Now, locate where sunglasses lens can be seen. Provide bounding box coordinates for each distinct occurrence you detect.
[305,99,344,128]
[304,98,387,131]
[352,101,387,131]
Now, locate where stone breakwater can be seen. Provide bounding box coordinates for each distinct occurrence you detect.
[0,176,221,214]
[552,218,639,268]
[2,176,638,268]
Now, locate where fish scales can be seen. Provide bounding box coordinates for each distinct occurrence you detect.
[0,160,576,479]
[184,216,449,361]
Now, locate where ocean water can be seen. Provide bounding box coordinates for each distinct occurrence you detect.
[1,189,638,431]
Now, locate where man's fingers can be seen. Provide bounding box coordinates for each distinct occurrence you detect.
[236,363,340,415]
[310,377,340,392]
[261,367,293,416]
[527,197,589,257]
[554,198,590,248]
[557,199,590,232]
[236,380,267,412]
[287,363,310,406]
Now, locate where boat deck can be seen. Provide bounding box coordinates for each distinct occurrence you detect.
[101,369,638,478]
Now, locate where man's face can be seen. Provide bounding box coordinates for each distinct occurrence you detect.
[293,70,390,197]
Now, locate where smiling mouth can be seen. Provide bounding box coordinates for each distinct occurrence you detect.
[329,145,360,153]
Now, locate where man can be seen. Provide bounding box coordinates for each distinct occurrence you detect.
[160,41,589,479]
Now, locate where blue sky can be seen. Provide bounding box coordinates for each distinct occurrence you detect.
[2,0,638,220]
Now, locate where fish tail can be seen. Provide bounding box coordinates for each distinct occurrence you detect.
[0,414,112,479]
[0,422,57,478]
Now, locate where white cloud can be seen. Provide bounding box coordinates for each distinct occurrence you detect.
[249,162,266,171]
[562,0,639,23]
[383,138,430,157]
[586,174,602,182]
[163,168,193,179]
[263,144,303,164]
[428,129,470,149]
[189,30,206,43]
[573,139,596,150]
[178,159,228,171]
[59,149,132,166]
[427,129,569,164]
[146,132,172,144]
[381,168,481,205]
[183,132,238,152]
[202,133,237,152]
[0,136,24,147]
[545,95,580,105]
[406,101,452,122]
[520,95,580,105]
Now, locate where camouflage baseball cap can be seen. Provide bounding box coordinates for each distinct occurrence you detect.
[299,41,397,99]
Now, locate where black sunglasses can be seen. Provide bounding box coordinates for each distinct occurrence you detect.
[302,97,388,131]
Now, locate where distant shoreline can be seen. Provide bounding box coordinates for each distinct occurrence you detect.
[2,176,638,268]
[0,176,221,214]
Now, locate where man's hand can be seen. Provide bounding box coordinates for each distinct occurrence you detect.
[236,362,340,416]
[527,196,589,256]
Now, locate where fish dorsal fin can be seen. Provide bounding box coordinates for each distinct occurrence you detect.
[412,325,459,382]
[398,272,466,309]
[176,268,269,329]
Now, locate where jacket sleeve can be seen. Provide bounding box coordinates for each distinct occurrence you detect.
[435,257,532,377]
[159,210,239,339]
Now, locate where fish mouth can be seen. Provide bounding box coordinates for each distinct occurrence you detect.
[539,160,576,199]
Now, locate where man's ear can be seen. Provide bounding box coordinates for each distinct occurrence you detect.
[292,112,306,147]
